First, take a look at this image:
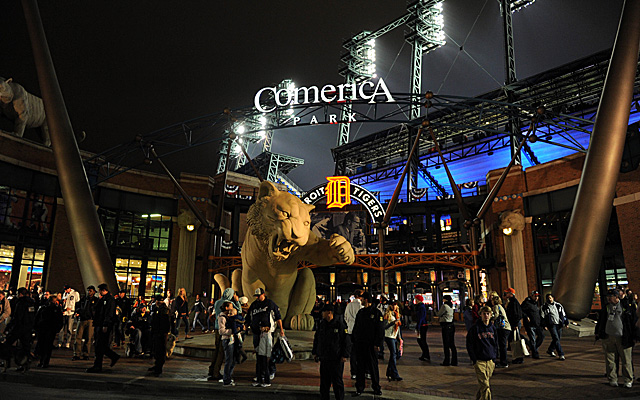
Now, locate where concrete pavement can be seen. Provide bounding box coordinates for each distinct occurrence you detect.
[2,324,640,399]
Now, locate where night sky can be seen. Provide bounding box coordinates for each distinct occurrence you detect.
[1,0,624,190]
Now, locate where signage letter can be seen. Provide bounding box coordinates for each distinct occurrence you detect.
[326,176,351,209]
[254,87,277,113]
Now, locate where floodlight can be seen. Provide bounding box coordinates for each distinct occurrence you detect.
[236,125,246,134]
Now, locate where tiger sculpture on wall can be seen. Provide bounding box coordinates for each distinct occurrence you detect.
[0,77,50,147]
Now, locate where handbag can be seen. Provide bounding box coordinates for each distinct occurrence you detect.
[494,315,507,329]
[510,330,529,358]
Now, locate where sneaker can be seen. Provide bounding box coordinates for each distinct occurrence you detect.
[223,381,236,386]
[351,375,356,380]
[218,378,224,383]
[252,382,261,387]
[624,382,633,388]
[559,355,565,361]
[609,381,619,387]
[260,383,271,388]
[373,390,383,396]
[547,350,557,357]
[65,343,70,349]
[495,364,509,368]
[269,373,275,380]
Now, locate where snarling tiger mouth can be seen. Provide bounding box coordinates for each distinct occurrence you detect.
[270,235,300,261]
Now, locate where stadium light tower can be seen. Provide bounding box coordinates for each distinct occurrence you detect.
[405,0,446,121]
[338,31,377,146]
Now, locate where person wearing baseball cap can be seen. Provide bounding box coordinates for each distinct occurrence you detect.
[521,290,544,359]
[72,285,98,361]
[436,295,457,366]
[246,287,284,387]
[414,294,431,362]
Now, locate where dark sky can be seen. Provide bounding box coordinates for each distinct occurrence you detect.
[1,0,624,190]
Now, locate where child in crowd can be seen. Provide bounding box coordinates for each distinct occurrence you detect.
[466,305,498,400]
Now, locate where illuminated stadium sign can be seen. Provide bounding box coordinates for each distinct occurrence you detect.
[302,177,385,224]
[254,78,395,113]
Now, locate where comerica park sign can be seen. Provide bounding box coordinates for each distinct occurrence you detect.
[254,78,395,114]
[301,177,385,224]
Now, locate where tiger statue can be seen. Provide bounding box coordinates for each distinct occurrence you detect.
[0,77,50,147]
[214,181,355,330]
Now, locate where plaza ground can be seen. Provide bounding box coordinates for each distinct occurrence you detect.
[1,324,640,399]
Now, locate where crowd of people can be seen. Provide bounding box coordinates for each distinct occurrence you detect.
[1,283,638,399]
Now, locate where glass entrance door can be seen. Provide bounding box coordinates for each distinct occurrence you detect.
[0,244,14,291]
[18,247,45,289]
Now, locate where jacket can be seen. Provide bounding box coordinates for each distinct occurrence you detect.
[352,305,384,348]
[175,296,189,317]
[150,301,172,335]
[415,302,428,327]
[492,303,511,331]
[246,297,281,334]
[505,296,523,328]
[312,316,351,361]
[94,291,117,329]
[35,300,64,333]
[213,288,241,330]
[466,320,498,363]
[5,295,36,337]
[77,294,98,321]
[0,296,10,325]
[218,313,234,342]
[596,302,636,348]
[521,296,542,328]
[541,301,568,327]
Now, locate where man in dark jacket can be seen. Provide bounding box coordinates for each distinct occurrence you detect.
[351,292,384,397]
[148,294,172,376]
[5,287,36,371]
[466,306,498,400]
[34,294,63,368]
[313,304,351,400]
[503,288,524,364]
[596,289,636,388]
[521,290,544,359]
[72,285,97,361]
[87,283,120,373]
[114,290,131,347]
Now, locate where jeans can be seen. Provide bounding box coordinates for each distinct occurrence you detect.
[547,324,564,356]
[525,325,545,357]
[384,337,400,378]
[175,315,189,336]
[222,338,236,384]
[417,324,430,359]
[192,311,206,331]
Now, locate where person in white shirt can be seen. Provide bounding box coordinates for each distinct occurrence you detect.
[436,295,457,366]
[344,290,363,379]
[58,285,78,348]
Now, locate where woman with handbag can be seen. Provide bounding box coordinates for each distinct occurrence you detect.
[383,302,403,381]
[489,293,511,368]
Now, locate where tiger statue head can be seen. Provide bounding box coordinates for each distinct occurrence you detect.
[246,181,315,262]
[498,209,526,233]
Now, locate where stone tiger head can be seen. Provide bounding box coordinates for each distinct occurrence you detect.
[247,181,314,261]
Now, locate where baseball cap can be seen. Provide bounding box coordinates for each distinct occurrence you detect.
[504,288,516,295]
[530,290,539,296]
[97,283,108,291]
[415,294,424,303]
[87,285,96,291]
[253,288,265,297]
[239,296,249,305]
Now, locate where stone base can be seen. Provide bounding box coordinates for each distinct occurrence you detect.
[564,318,597,337]
[173,330,315,360]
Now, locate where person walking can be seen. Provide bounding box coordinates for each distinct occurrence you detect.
[313,303,350,400]
[86,283,120,373]
[246,288,284,387]
[58,284,79,348]
[436,295,457,366]
[415,294,431,362]
[174,288,192,340]
[466,306,498,400]
[463,298,475,332]
[114,290,131,348]
[352,292,384,397]
[148,294,172,376]
[4,287,36,371]
[503,288,524,364]
[489,293,511,368]
[383,302,403,381]
[72,285,98,361]
[191,294,207,333]
[596,289,635,388]
[344,289,363,379]
[34,294,63,368]
[521,290,544,359]
[540,293,568,361]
